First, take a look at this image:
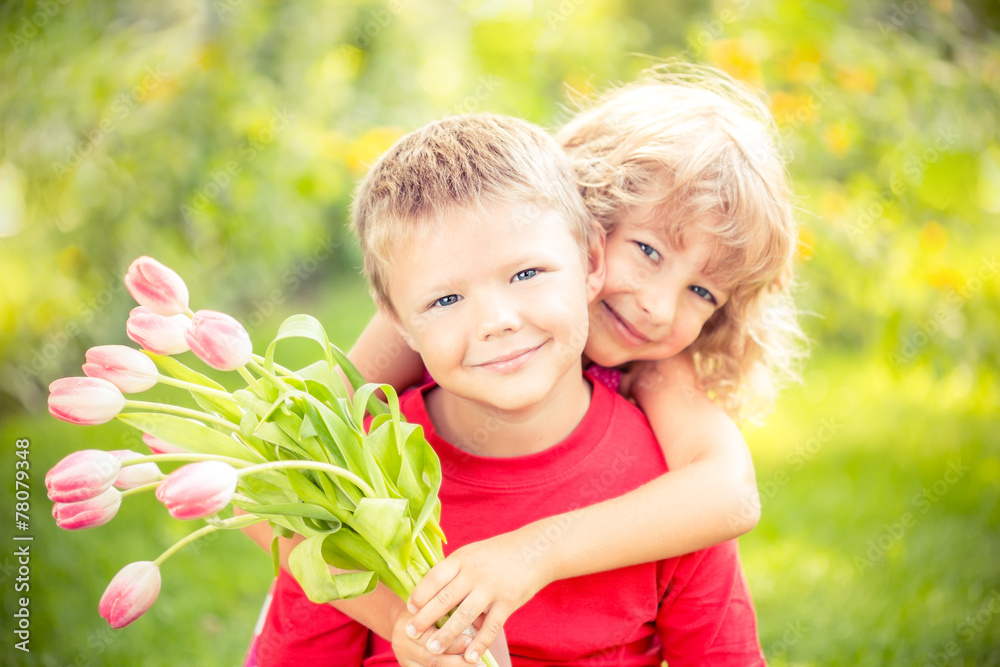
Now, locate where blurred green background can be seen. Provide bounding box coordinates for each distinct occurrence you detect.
[2,0,999,664]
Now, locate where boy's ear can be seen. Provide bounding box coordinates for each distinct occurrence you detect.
[377,300,419,353]
[585,226,607,303]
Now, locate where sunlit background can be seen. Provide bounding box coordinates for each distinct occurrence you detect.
[2,0,999,665]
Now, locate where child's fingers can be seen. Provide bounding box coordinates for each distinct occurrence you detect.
[463,606,510,665]
[410,580,475,636]
[408,560,462,615]
[424,593,489,655]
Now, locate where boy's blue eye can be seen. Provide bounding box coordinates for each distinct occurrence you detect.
[689,285,717,305]
[636,242,661,262]
[433,295,460,308]
[513,268,538,282]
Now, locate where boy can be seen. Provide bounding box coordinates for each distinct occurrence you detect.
[252,114,764,666]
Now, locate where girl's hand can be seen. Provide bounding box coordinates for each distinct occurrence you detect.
[406,531,545,664]
[392,607,478,667]
[392,607,513,667]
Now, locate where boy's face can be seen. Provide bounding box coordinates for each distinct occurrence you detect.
[384,203,603,413]
[585,203,729,367]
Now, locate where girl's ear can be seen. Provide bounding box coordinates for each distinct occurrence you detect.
[585,226,607,303]
[378,301,419,353]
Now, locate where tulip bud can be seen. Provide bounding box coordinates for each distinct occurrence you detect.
[48,377,126,426]
[126,306,191,355]
[99,561,161,628]
[109,450,162,490]
[83,345,159,394]
[124,256,190,317]
[46,449,122,502]
[52,487,122,530]
[142,433,188,455]
[184,310,252,371]
[155,461,238,520]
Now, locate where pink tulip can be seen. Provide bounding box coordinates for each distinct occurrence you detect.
[48,377,126,426]
[142,433,188,455]
[155,461,238,520]
[124,256,190,316]
[109,450,162,490]
[46,449,122,502]
[99,561,161,628]
[52,487,122,530]
[126,306,191,355]
[83,345,159,393]
[184,310,252,371]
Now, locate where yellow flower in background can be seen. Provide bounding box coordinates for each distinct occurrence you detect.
[796,227,816,261]
[824,122,852,157]
[318,130,349,162]
[919,221,948,253]
[707,39,762,87]
[820,190,850,225]
[836,67,877,94]
[925,267,963,291]
[785,43,823,83]
[346,127,405,174]
[769,91,815,126]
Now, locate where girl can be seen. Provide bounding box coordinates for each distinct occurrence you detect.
[246,61,805,667]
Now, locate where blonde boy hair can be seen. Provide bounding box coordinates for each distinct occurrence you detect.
[352,114,593,312]
[558,62,807,422]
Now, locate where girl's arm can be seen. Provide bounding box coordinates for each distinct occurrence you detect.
[348,307,426,391]
[404,352,761,664]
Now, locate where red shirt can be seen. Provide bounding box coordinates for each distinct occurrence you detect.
[257,376,764,666]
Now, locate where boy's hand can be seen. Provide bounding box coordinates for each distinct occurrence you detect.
[406,531,545,663]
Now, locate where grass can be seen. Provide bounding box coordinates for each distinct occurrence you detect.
[2,273,998,665]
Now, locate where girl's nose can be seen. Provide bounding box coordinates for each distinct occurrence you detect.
[635,284,676,328]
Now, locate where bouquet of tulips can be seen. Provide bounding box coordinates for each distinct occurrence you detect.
[46,256,500,666]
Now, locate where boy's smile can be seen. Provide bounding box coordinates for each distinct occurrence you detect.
[586,204,729,368]
[384,202,603,450]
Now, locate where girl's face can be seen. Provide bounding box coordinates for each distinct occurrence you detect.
[585,204,730,368]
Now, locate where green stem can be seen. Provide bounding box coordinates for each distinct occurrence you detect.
[248,359,285,388]
[236,460,377,497]
[237,366,264,395]
[120,453,257,468]
[119,480,162,498]
[156,375,233,402]
[152,514,265,567]
[251,354,297,378]
[123,400,240,431]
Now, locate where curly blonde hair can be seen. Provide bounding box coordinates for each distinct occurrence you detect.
[557,61,807,423]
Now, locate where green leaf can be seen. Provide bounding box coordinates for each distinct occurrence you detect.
[116,413,261,462]
[399,422,442,539]
[247,502,342,525]
[319,527,410,600]
[352,383,397,429]
[351,497,412,566]
[233,389,276,419]
[143,352,243,424]
[270,530,282,579]
[289,534,378,603]
[364,420,402,484]
[298,361,349,401]
[266,315,334,374]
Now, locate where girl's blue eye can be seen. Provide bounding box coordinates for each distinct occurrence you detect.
[433,295,460,308]
[690,285,717,305]
[636,242,661,262]
[513,268,538,282]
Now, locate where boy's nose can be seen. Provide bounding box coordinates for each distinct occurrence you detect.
[476,298,522,340]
